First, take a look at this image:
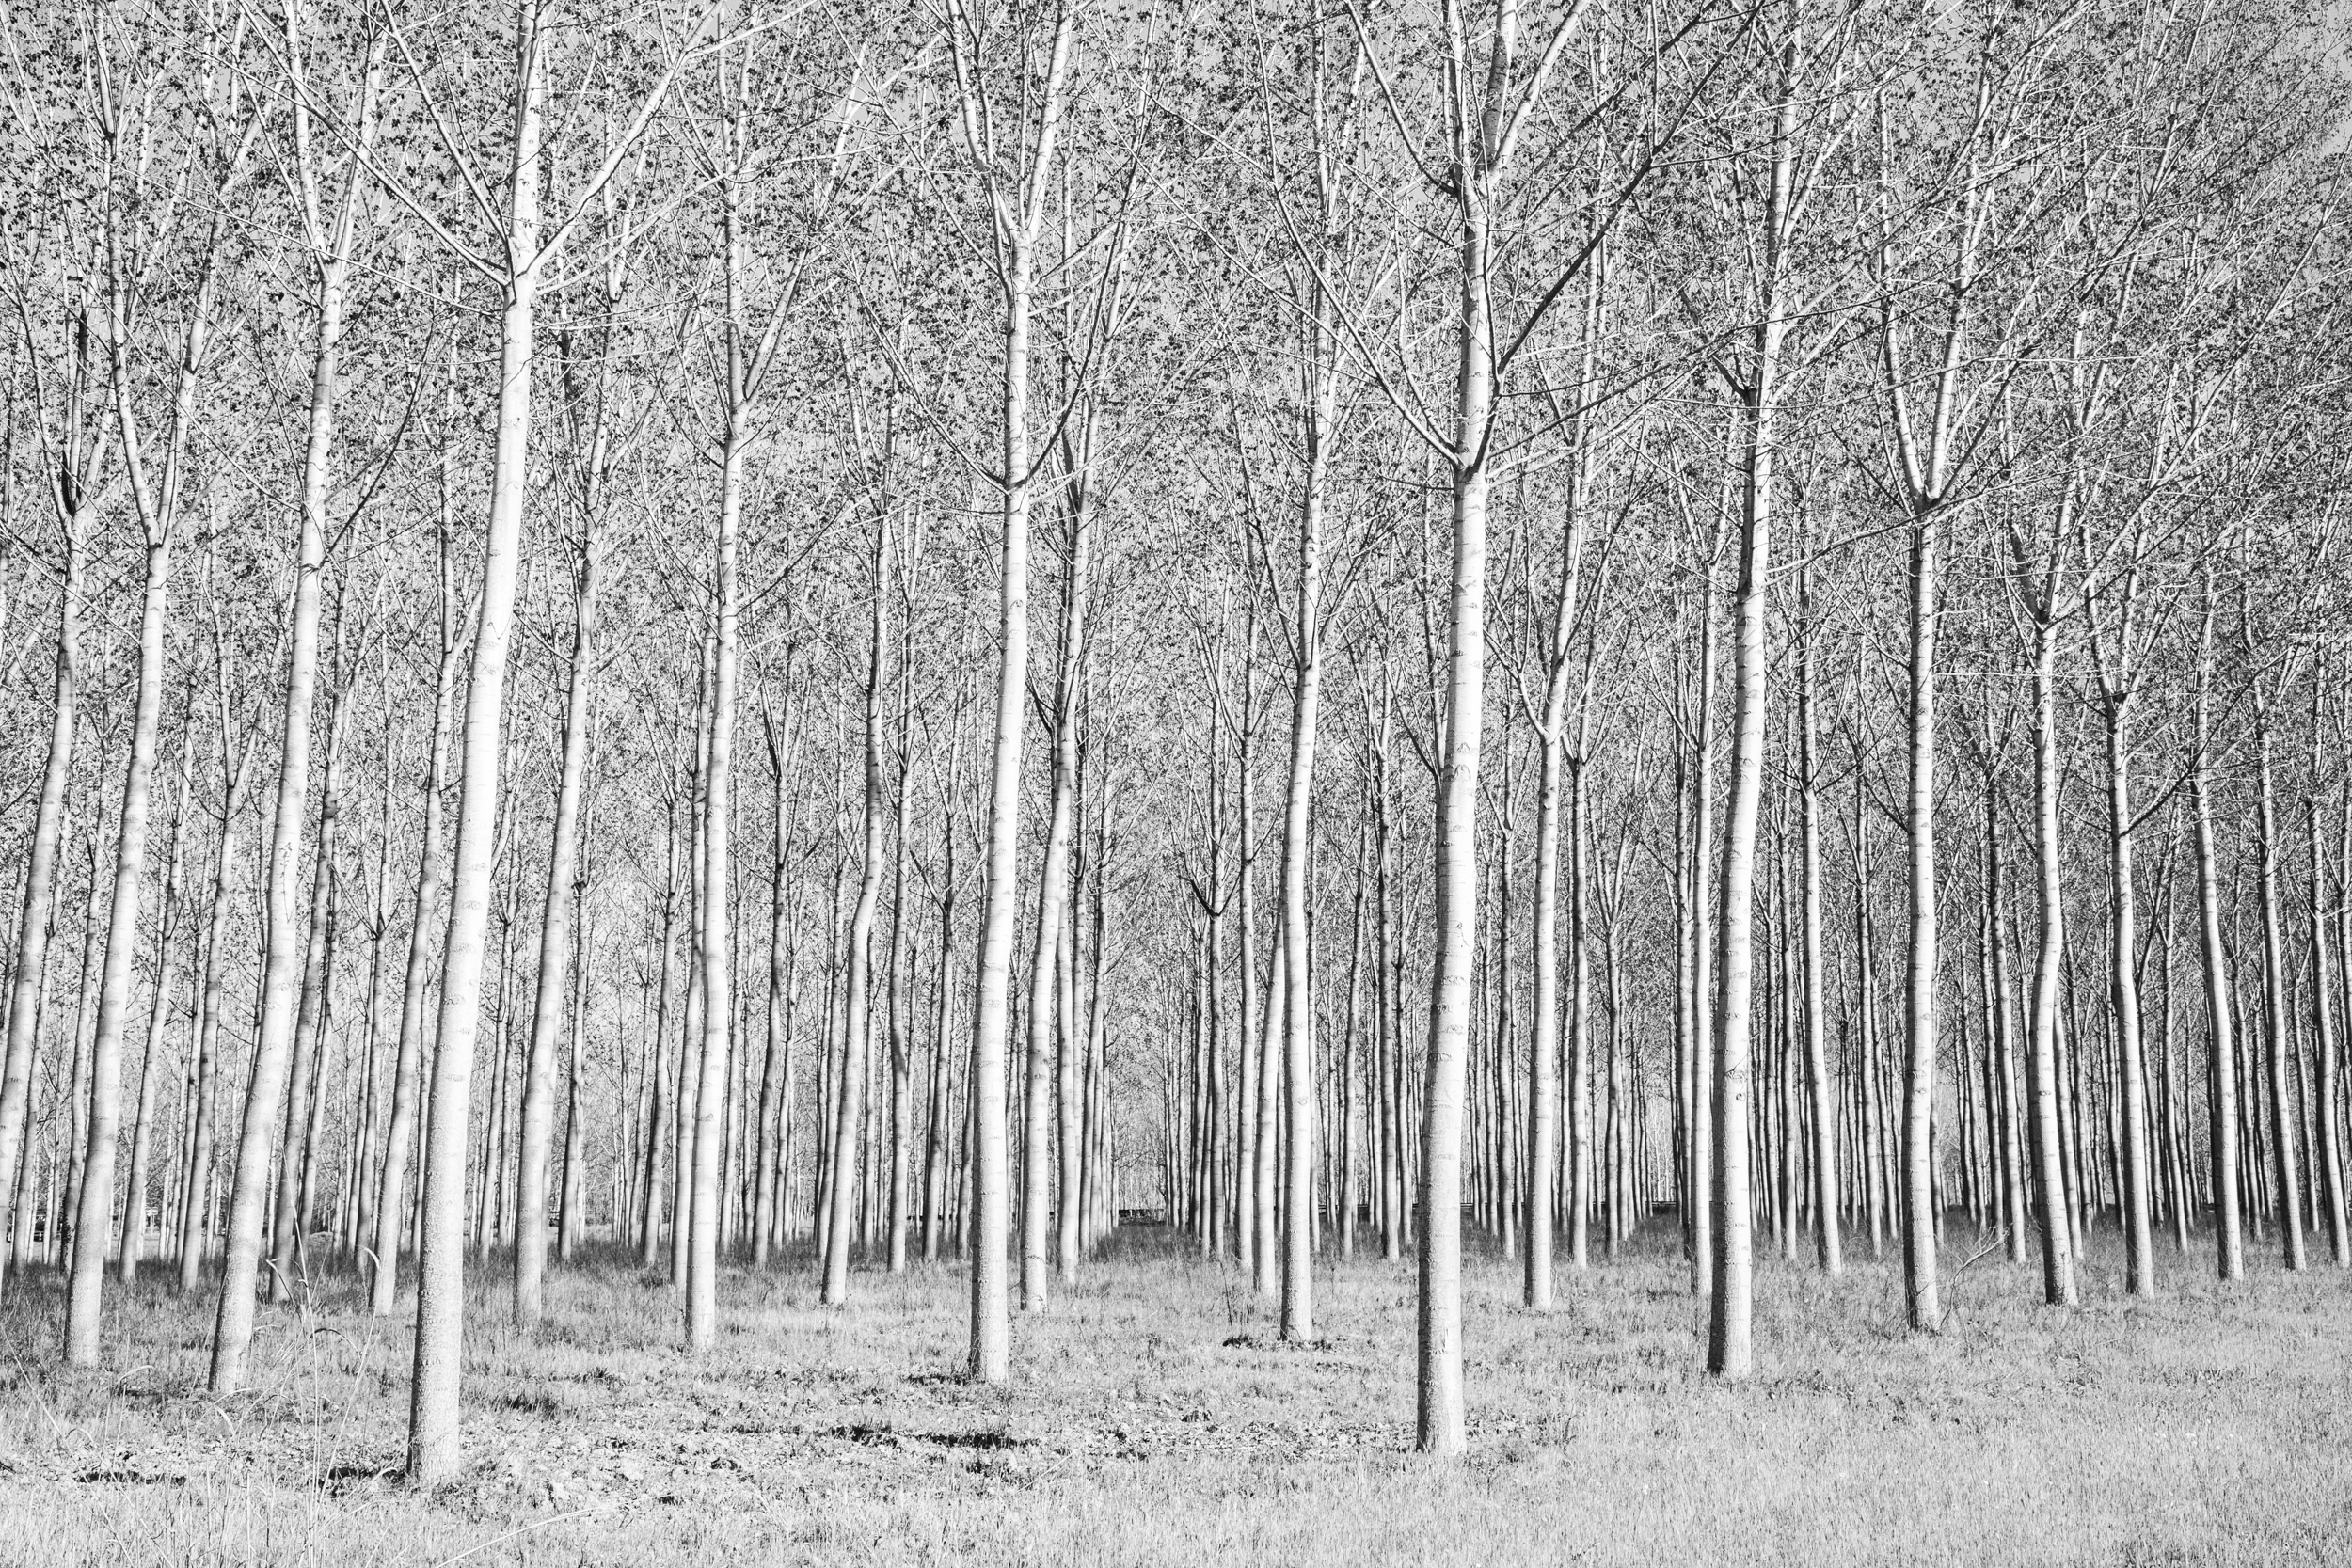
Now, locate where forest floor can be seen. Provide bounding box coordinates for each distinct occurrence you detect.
[0,1219,2344,1566]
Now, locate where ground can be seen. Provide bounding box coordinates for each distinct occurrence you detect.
[0,1221,2343,1565]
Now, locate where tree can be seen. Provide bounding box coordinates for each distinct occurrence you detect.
[934,0,1081,1384]
[209,0,380,1393]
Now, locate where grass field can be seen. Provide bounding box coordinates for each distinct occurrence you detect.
[0,1221,2344,1565]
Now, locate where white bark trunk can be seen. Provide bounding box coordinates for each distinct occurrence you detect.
[1899,510,1942,1333]
[0,521,87,1295]
[2026,619,2079,1304]
[406,11,545,1478]
[368,521,459,1315]
[1416,192,1493,1458]
[516,500,600,1327]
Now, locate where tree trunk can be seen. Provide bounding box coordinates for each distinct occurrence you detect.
[1706,386,1774,1380]
[671,673,709,1291]
[1239,665,1263,1285]
[1984,774,2026,1265]
[210,293,346,1394]
[121,744,193,1286]
[180,647,261,1295]
[0,523,87,1294]
[2102,700,2157,1294]
[516,494,600,1328]
[953,0,1076,1379]
[347,727,395,1262]
[64,523,172,1359]
[268,641,351,1302]
[1522,293,1599,1301]
[684,504,740,1342]
[887,721,916,1275]
[1277,426,1326,1340]
[1567,746,1594,1272]
[1023,457,1091,1305]
[1415,190,1494,1459]
[2251,695,2306,1272]
[922,876,954,1263]
[370,517,460,1315]
[2026,618,2079,1304]
[752,705,796,1268]
[822,510,890,1305]
[1526,703,1565,1307]
[2307,705,2348,1266]
[1797,557,1839,1274]
[1688,578,1720,1296]
[1899,510,1943,1333]
[559,857,591,1265]
[641,822,681,1268]
[406,18,546,1479]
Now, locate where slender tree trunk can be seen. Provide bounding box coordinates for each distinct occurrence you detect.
[822,511,890,1305]
[210,287,348,1395]
[200,9,379,1370]
[0,522,87,1293]
[752,705,795,1268]
[1024,483,1089,1306]
[1984,774,2026,1265]
[686,132,771,1340]
[179,656,259,1294]
[683,585,738,1337]
[348,729,394,1262]
[65,528,174,1358]
[69,193,236,1348]
[1688,580,1720,1296]
[1526,707,1565,1307]
[1899,510,1942,1332]
[671,671,710,1291]
[954,0,1077,1377]
[1415,191,1494,1459]
[641,826,681,1268]
[370,521,459,1315]
[268,644,351,1301]
[1706,386,1774,1381]
[559,855,591,1264]
[1797,558,1839,1274]
[2026,618,2079,1304]
[2252,697,2306,1272]
[406,18,547,1479]
[2103,699,2156,1294]
[1567,747,1594,1272]
[1523,293,1599,1300]
[922,880,954,1263]
[887,726,916,1275]
[1233,644,1263,1275]
[121,745,193,1286]
[1855,784,1886,1259]
[1054,852,1081,1275]
[1341,838,1365,1261]
[968,335,1029,1377]
[516,505,600,1328]
[1706,87,1800,1353]
[2308,708,2348,1265]
[1277,432,1326,1341]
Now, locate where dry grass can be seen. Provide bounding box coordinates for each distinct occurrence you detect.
[0,1220,2344,1565]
